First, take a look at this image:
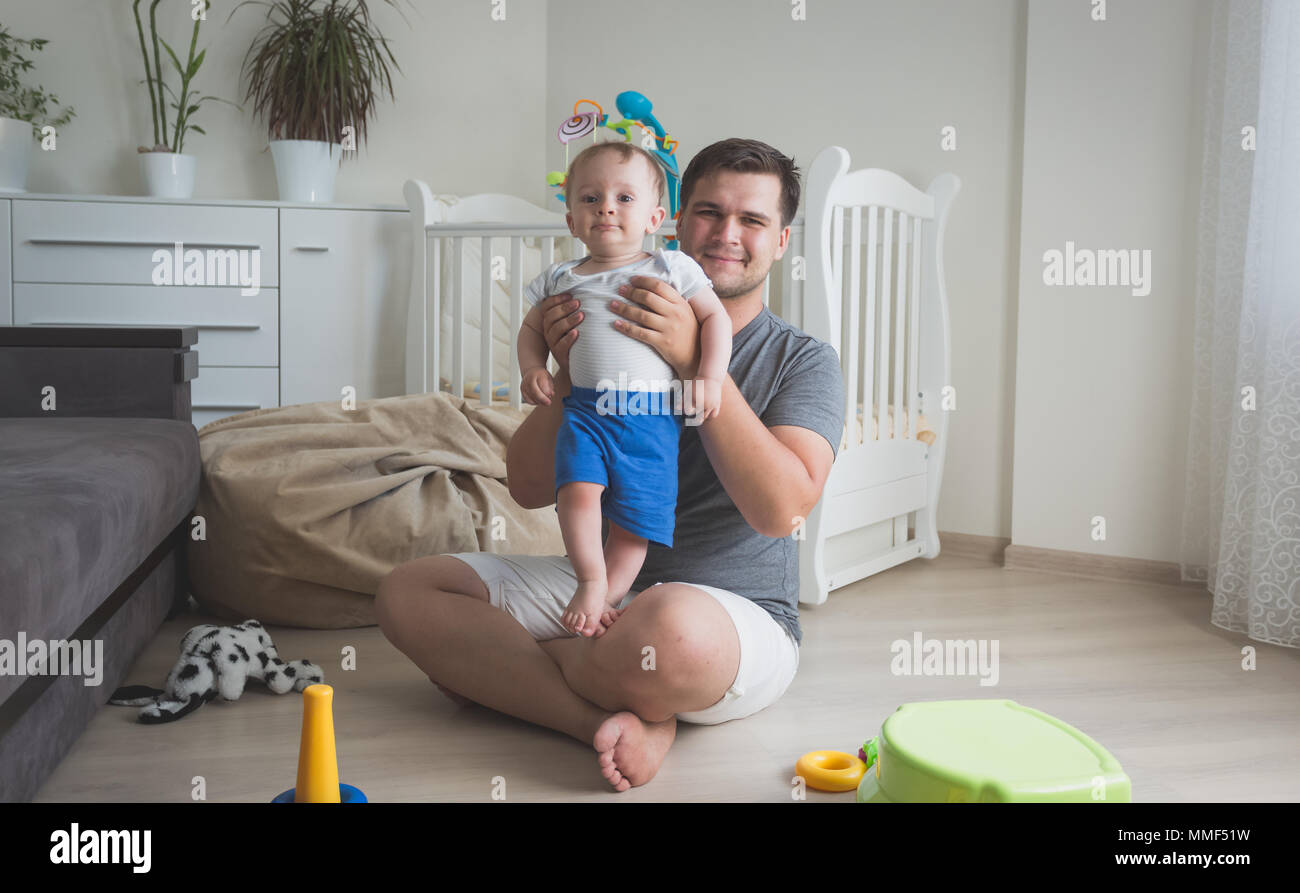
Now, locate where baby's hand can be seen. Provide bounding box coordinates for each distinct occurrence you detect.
[686,377,722,422]
[521,366,555,405]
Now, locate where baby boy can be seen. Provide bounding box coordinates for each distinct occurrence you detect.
[517,141,731,637]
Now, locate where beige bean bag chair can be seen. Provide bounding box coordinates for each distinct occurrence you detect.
[186,392,565,628]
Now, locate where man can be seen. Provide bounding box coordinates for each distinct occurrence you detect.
[376,138,845,792]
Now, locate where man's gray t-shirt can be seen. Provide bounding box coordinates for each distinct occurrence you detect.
[614,305,846,646]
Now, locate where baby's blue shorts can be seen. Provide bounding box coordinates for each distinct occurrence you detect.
[554,386,684,547]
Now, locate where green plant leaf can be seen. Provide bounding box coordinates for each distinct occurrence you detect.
[0,26,76,136]
[198,94,241,109]
[159,37,185,77]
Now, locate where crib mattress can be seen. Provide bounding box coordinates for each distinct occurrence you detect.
[442,377,936,451]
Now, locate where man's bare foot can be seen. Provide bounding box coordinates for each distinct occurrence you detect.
[562,579,608,637]
[592,711,677,791]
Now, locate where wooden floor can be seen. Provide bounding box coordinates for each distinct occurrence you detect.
[33,553,1300,802]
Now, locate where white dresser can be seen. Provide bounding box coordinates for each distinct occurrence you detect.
[0,194,409,430]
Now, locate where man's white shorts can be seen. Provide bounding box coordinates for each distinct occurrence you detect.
[445,552,800,725]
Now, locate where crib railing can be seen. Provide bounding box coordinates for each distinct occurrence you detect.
[803,153,956,457]
[415,223,574,411]
[408,215,808,410]
[833,204,924,449]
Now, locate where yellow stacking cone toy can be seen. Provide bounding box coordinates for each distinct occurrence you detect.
[273,684,367,803]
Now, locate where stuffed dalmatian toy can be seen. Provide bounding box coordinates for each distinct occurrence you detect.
[109,620,325,724]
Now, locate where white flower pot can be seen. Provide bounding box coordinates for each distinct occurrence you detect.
[270,140,343,203]
[139,152,196,199]
[0,116,33,193]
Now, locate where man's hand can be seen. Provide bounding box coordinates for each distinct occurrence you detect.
[614,276,702,380]
[539,292,583,376]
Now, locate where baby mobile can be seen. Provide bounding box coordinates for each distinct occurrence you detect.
[546,90,682,248]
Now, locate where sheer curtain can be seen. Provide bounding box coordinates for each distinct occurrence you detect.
[1181,0,1300,649]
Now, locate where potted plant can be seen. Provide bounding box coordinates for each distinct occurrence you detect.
[0,26,75,192]
[234,0,402,202]
[132,0,231,198]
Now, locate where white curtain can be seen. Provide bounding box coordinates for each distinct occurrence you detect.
[1181,0,1300,649]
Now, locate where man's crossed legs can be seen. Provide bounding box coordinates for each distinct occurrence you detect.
[375,552,799,791]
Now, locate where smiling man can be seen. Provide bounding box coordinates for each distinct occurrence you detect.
[376,138,846,792]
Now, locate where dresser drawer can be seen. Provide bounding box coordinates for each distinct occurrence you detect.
[14,284,278,366]
[192,366,280,430]
[12,200,278,287]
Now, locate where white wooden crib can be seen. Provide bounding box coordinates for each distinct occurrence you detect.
[402,146,959,605]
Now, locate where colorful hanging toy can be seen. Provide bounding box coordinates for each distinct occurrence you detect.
[547,91,682,247]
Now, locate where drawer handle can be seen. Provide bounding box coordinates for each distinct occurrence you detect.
[293,245,330,252]
[30,321,262,331]
[194,403,262,410]
[27,238,263,250]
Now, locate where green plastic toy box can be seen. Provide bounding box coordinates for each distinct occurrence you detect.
[856,700,1131,803]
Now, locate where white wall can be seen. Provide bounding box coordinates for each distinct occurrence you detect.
[1011,0,1208,560]
[4,0,548,204]
[547,0,1026,542]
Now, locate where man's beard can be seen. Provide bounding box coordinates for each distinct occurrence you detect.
[710,259,772,300]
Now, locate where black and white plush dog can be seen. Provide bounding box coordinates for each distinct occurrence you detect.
[109,620,325,723]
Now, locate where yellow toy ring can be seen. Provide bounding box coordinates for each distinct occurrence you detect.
[796,750,866,792]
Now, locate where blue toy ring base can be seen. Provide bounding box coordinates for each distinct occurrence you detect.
[273,783,367,803]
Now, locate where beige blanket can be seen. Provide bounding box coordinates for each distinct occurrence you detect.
[185,392,565,628]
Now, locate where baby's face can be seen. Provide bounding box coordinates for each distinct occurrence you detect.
[566,151,666,252]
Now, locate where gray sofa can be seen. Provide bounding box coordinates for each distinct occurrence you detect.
[0,325,200,802]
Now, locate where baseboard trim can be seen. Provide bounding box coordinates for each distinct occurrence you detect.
[937,531,1010,564]
[1003,543,1205,589]
[931,531,1207,589]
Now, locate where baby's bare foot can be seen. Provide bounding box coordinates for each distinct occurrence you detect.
[562,580,608,637]
[593,605,624,638]
[593,711,677,791]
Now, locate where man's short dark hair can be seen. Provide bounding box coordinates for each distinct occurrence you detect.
[679,138,801,229]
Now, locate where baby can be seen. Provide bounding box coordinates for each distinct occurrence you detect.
[517,141,731,637]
